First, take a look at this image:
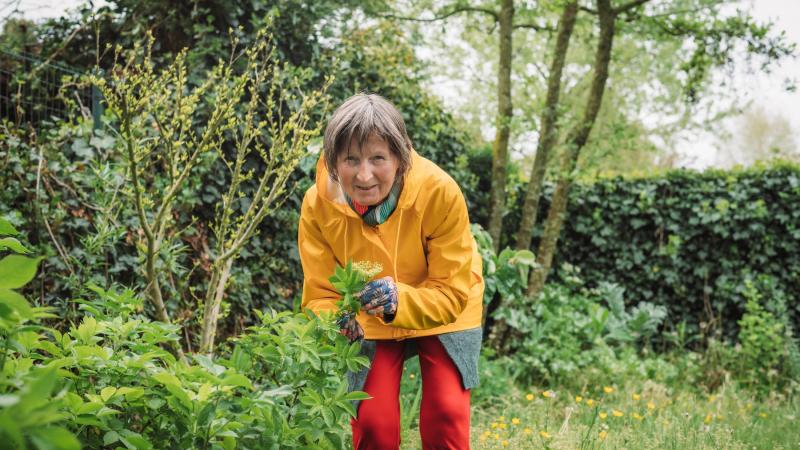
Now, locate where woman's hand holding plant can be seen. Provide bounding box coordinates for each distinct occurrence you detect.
[329,260,383,342]
[359,277,398,322]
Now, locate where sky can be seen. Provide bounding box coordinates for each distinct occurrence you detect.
[4,0,799,170]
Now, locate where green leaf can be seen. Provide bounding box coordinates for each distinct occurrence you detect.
[342,391,371,401]
[0,255,42,289]
[221,373,253,390]
[29,427,81,450]
[151,372,182,388]
[0,288,33,320]
[0,218,18,236]
[0,237,28,254]
[100,386,118,402]
[104,430,121,446]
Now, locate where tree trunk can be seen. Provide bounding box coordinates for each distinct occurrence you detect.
[200,258,234,354]
[528,0,616,297]
[515,1,578,251]
[487,0,514,252]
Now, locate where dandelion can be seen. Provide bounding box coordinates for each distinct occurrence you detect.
[543,390,555,398]
[539,431,551,439]
[526,393,534,401]
[586,399,595,407]
[499,416,505,422]
[524,428,532,435]
[483,431,491,437]
[647,401,656,410]
[632,393,641,401]
[632,412,643,421]
[491,422,498,429]
[612,410,624,417]
[759,412,767,418]
[511,418,520,425]
[603,386,614,394]
[599,412,608,420]
[494,433,500,439]
[499,423,507,430]
[575,395,583,403]
[599,430,607,440]
[502,440,509,447]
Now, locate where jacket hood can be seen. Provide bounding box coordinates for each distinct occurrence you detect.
[314,148,425,217]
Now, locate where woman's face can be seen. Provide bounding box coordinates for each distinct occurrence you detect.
[336,133,399,206]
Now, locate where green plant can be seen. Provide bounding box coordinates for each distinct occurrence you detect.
[0,216,81,450]
[735,278,789,393]
[328,260,383,328]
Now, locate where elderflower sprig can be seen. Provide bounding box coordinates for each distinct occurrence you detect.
[329,260,383,327]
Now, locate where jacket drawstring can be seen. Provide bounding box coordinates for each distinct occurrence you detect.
[393,208,403,282]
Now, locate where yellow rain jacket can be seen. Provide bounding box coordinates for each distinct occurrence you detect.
[298,149,484,340]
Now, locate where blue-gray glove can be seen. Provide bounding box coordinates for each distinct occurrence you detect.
[358,276,398,322]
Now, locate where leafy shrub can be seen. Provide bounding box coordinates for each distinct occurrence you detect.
[1,220,370,449]
[733,277,800,393]
[493,265,667,388]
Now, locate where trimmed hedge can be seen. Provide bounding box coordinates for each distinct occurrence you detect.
[506,160,800,340]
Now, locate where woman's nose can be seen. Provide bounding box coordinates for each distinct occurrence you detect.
[355,162,372,181]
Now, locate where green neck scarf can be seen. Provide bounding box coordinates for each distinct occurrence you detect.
[345,180,402,226]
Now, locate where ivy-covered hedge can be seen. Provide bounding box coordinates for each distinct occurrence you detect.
[516,161,800,340]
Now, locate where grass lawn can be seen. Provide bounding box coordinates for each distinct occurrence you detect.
[398,378,799,449]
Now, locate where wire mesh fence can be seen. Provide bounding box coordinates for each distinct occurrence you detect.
[0,47,103,128]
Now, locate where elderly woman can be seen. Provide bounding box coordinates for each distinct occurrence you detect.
[298,93,484,449]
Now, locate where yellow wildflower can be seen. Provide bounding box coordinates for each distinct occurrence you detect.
[632,412,643,421]
[575,395,583,403]
[494,433,500,439]
[586,399,595,407]
[511,418,520,425]
[704,414,713,424]
[499,423,507,430]
[759,412,767,418]
[539,431,551,439]
[499,416,505,422]
[612,410,624,417]
[526,393,534,401]
[647,401,656,410]
[523,428,532,435]
[599,412,608,420]
[708,395,716,403]
[599,430,607,440]
[542,390,555,398]
[491,422,498,429]
[632,393,641,401]
[502,440,509,447]
[483,431,491,437]
[603,386,614,394]
[409,373,415,379]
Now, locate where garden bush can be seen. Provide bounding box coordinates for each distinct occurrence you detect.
[0,220,371,449]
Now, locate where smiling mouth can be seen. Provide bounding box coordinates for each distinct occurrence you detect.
[356,185,377,191]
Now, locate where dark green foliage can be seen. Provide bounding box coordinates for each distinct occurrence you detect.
[541,161,800,341]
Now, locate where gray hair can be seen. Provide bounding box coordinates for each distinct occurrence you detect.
[323,93,413,182]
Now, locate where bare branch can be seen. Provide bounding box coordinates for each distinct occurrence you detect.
[377,6,499,23]
[613,0,651,15]
[512,22,556,32]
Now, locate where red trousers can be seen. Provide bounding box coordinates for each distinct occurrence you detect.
[350,335,471,450]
